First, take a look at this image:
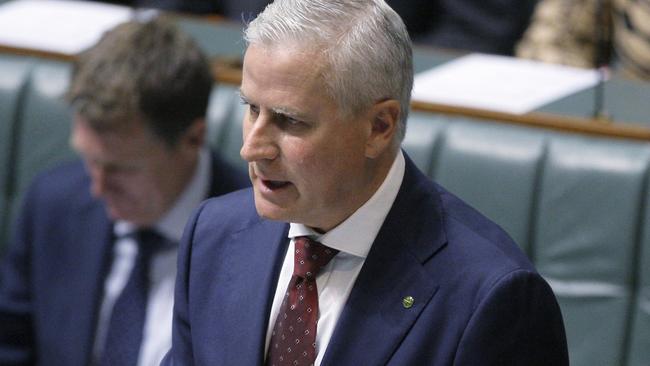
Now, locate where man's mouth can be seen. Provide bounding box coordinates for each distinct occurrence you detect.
[261,179,291,190]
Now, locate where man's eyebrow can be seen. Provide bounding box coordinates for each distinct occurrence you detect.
[271,106,303,119]
[239,89,307,120]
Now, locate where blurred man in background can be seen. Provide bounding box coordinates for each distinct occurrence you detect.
[0,17,248,366]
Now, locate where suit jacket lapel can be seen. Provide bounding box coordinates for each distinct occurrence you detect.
[212,218,289,365]
[63,197,113,365]
[322,156,447,366]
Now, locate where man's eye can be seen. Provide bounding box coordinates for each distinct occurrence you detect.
[277,115,309,131]
[243,104,260,123]
[286,117,302,126]
[107,165,138,175]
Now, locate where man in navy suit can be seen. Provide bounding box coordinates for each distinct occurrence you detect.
[163,0,568,365]
[0,18,248,366]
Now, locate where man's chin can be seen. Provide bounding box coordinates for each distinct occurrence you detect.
[107,210,130,223]
[253,196,293,223]
[106,206,142,224]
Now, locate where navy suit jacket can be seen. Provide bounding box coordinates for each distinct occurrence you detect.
[0,152,249,366]
[164,154,568,365]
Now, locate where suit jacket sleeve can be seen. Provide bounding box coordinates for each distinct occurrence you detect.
[453,269,568,366]
[0,180,39,365]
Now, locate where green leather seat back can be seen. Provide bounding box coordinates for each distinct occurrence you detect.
[177,20,246,59]
[213,95,247,172]
[533,136,650,366]
[206,83,248,172]
[7,60,75,240]
[626,177,650,366]
[206,84,239,151]
[430,119,545,252]
[401,112,447,175]
[0,55,33,252]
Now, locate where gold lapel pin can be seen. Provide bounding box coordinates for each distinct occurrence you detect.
[402,296,414,309]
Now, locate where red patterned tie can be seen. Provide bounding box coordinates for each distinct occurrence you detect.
[266,237,339,366]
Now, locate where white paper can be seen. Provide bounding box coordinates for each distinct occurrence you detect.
[0,0,132,55]
[412,53,600,114]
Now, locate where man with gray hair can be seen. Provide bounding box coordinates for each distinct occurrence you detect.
[163,0,569,365]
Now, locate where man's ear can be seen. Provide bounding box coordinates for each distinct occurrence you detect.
[365,99,400,159]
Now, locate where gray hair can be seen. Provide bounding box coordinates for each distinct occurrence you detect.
[244,0,413,142]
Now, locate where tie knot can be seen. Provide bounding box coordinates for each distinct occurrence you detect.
[293,236,338,280]
[136,229,167,258]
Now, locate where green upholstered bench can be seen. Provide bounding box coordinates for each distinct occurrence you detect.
[627,200,650,366]
[0,55,649,366]
[0,55,35,251]
[424,121,649,366]
[0,57,76,252]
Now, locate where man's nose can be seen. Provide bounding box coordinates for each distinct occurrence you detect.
[240,112,280,162]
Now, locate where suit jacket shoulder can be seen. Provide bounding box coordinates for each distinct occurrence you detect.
[0,159,112,366]
[24,160,97,215]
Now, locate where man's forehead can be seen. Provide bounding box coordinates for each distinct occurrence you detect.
[73,113,145,135]
[72,115,160,158]
[243,44,327,82]
[241,46,332,103]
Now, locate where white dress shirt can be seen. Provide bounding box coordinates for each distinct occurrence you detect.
[265,151,405,366]
[92,148,212,366]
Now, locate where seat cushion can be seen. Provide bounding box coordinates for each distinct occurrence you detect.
[534,136,650,366]
[431,119,545,251]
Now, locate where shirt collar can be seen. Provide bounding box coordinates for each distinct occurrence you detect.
[114,147,212,243]
[289,150,405,258]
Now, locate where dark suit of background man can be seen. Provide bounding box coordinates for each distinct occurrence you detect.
[0,18,248,366]
[162,0,569,365]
